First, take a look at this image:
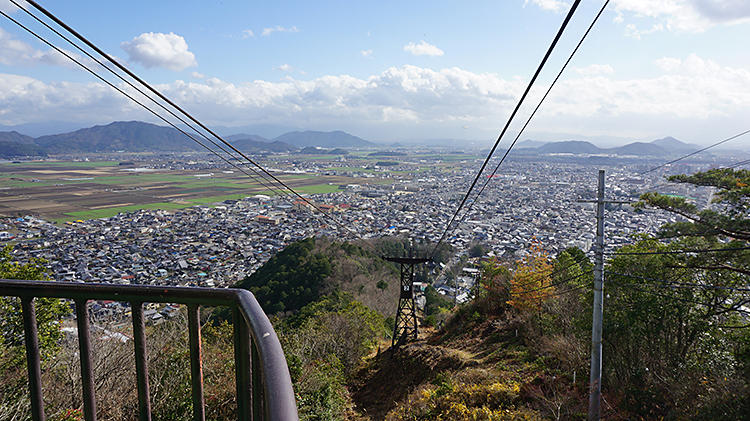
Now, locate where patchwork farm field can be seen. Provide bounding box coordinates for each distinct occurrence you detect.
[0,160,361,222]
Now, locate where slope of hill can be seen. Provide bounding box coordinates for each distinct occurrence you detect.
[519,136,697,157]
[609,141,667,156]
[34,121,199,153]
[0,141,47,158]
[0,131,46,157]
[0,131,35,144]
[273,130,372,148]
[225,133,268,143]
[231,137,296,152]
[536,140,602,154]
[651,136,698,152]
[234,237,398,315]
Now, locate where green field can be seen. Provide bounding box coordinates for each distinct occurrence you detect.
[55,183,341,221]
[1,161,120,167]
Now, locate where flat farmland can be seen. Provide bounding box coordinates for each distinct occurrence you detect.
[0,161,369,222]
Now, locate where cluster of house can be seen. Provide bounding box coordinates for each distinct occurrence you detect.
[4,159,714,321]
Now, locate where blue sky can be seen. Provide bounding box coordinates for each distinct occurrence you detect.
[1,0,750,146]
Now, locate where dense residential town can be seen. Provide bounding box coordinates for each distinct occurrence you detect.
[2,155,714,302]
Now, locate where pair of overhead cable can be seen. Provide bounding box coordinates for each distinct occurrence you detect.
[507,252,593,291]
[605,245,750,256]
[606,278,750,315]
[607,270,750,293]
[5,0,357,237]
[510,269,592,296]
[641,128,750,175]
[430,0,608,259]
[446,0,611,245]
[7,1,288,200]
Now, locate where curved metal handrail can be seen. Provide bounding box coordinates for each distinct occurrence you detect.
[0,279,299,421]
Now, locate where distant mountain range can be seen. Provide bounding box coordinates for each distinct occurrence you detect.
[0,121,373,157]
[516,136,700,157]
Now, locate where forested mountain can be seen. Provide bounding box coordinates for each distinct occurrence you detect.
[0,122,373,156]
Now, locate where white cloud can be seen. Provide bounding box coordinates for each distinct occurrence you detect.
[1,55,749,142]
[121,32,196,71]
[403,41,444,57]
[261,26,299,36]
[523,0,571,13]
[0,27,81,67]
[360,49,373,58]
[275,64,293,72]
[573,64,615,76]
[241,29,254,39]
[0,0,20,14]
[191,71,205,79]
[612,0,750,33]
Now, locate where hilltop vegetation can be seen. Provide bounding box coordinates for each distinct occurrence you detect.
[1,168,747,420]
[235,237,403,316]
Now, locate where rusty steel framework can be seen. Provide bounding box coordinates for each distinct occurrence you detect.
[385,257,430,347]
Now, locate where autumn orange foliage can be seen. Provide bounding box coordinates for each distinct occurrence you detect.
[507,239,554,312]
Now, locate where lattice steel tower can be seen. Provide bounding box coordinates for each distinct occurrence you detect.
[385,256,430,347]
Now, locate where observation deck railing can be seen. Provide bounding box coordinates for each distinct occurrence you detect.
[0,279,299,421]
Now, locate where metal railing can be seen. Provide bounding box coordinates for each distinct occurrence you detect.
[0,279,299,421]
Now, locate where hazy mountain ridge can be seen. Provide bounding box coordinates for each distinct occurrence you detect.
[0,121,371,156]
[272,130,373,148]
[517,136,700,157]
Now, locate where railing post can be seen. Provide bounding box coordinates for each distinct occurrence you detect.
[75,299,97,421]
[131,302,151,421]
[187,305,205,421]
[233,308,252,421]
[251,340,263,420]
[21,297,46,421]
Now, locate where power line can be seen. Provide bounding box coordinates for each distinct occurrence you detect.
[510,252,593,291]
[607,278,750,314]
[642,128,750,174]
[9,2,357,237]
[607,270,750,293]
[20,0,356,236]
[726,158,750,169]
[5,0,347,236]
[451,0,610,238]
[510,269,592,295]
[9,0,290,202]
[606,245,750,256]
[430,0,582,259]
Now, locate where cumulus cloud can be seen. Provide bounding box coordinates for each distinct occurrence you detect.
[612,0,750,33]
[574,64,615,76]
[121,32,197,71]
[241,29,254,39]
[274,64,293,72]
[360,49,373,58]
[261,26,299,36]
[0,0,20,14]
[0,27,81,67]
[528,0,750,34]
[523,0,571,13]
[403,41,444,57]
[1,55,749,142]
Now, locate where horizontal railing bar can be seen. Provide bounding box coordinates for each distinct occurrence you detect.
[0,279,237,306]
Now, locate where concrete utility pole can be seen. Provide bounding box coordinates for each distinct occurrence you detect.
[577,170,628,420]
[589,169,605,420]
